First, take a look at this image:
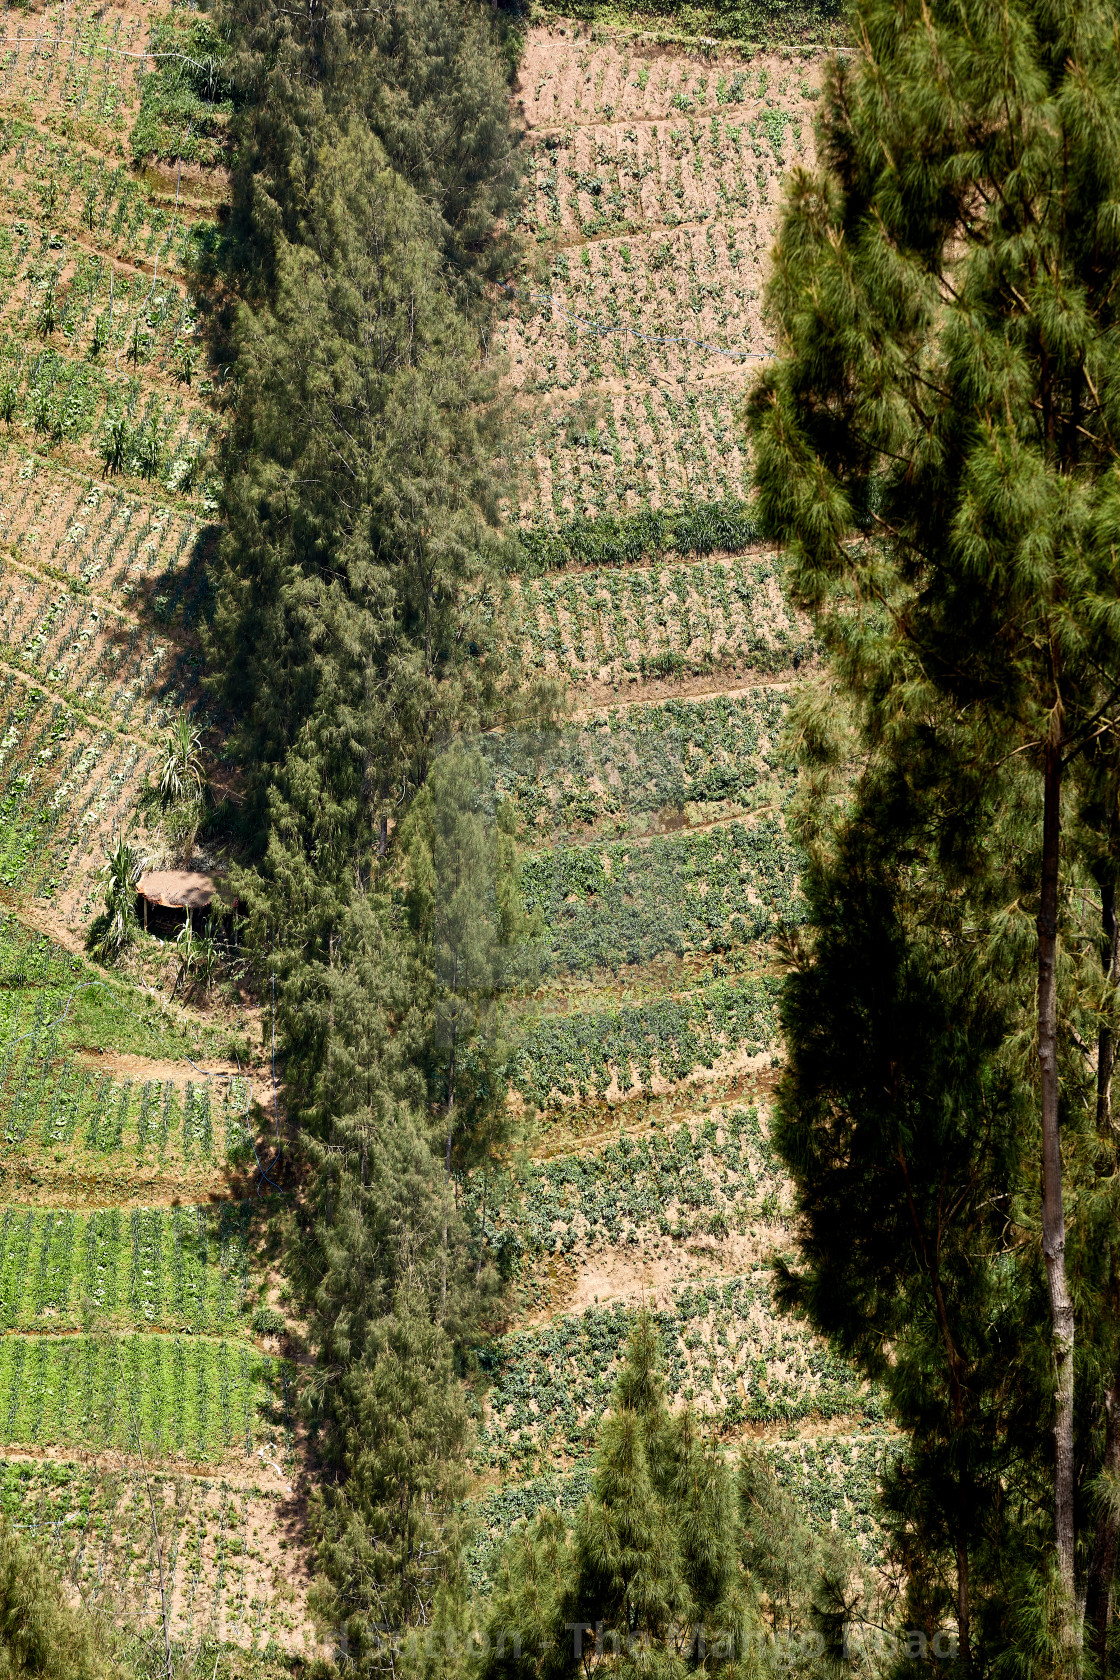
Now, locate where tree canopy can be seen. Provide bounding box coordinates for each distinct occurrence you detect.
[747,0,1120,1662]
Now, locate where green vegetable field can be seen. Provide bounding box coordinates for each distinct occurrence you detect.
[0,1,880,1668]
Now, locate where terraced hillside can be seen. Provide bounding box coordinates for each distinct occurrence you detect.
[470,16,893,1575]
[0,4,312,1665]
[0,0,878,1665]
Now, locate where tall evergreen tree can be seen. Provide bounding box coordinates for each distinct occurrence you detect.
[216,0,520,286]
[747,0,1120,1657]
[480,1318,867,1679]
[210,118,511,852]
[204,3,525,1666]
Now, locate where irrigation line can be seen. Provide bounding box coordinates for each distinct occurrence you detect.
[0,37,220,74]
[498,281,776,364]
[0,972,285,1196]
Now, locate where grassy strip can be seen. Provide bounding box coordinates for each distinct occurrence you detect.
[0,1331,286,1460]
[515,499,759,575]
[0,912,228,1063]
[530,0,847,48]
[511,971,782,1104]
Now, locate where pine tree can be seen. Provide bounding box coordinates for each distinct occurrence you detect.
[481,1318,749,1678]
[311,1303,471,1669]
[747,0,1120,1656]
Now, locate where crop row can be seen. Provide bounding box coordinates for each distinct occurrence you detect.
[1,1459,307,1649]
[0,444,206,603]
[0,570,199,738]
[517,103,815,245]
[524,816,804,976]
[0,122,206,278]
[466,1427,894,1588]
[471,1101,784,1258]
[483,689,794,839]
[513,553,811,684]
[0,333,212,492]
[0,678,157,897]
[514,376,749,524]
[515,497,759,572]
[0,1026,255,1167]
[518,33,822,131]
[766,1431,899,1564]
[503,218,773,393]
[0,1331,288,1460]
[0,8,145,132]
[511,971,781,1105]
[0,1202,257,1333]
[479,1277,879,1470]
[0,230,202,390]
[0,1459,308,1650]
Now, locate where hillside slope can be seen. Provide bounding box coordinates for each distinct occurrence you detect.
[0,4,312,1666]
[0,3,876,1667]
[470,15,891,1575]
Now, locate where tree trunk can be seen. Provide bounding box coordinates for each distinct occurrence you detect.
[440,1031,456,1318]
[1087,876,1120,1662]
[951,1539,970,1670]
[1097,879,1118,1133]
[1086,1382,1120,1663]
[1039,733,1077,1637]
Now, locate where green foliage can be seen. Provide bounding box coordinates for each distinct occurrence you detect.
[515,499,758,575]
[86,834,140,965]
[211,119,511,851]
[512,972,781,1105]
[311,1306,471,1665]
[129,13,234,168]
[746,0,1120,1654]
[0,1514,118,1680]
[218,0,520,277]
[158,714,203,804]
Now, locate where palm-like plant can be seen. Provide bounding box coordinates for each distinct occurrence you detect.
[88,833,141,964]
[159,715,204,805]
[173,916,222,999]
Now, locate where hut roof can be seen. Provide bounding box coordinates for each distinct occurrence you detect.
[137,870,218,911]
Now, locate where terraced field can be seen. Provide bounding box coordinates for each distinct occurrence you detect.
[0,1,877,1665]
[468,15,894,1577]
[0,3,311,1666]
